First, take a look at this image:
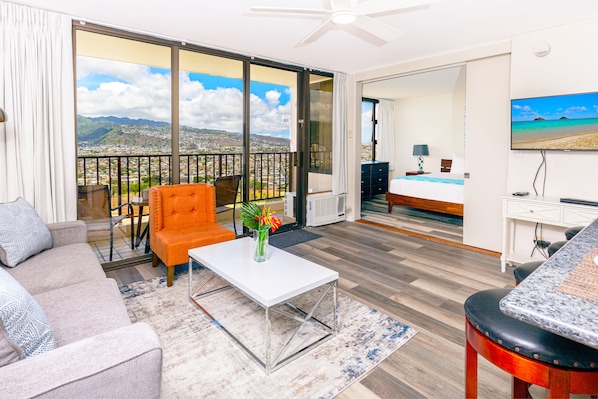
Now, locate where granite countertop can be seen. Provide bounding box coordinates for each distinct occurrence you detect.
[500,218,598,349]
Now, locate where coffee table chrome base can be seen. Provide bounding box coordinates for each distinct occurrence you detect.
[188,260,338,375]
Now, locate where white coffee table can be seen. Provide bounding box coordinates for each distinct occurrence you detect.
[188,237,338,374]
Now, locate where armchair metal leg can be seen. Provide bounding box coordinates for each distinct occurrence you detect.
[130,215,135,250]
[232,206,237,236]
[109,225,114,262]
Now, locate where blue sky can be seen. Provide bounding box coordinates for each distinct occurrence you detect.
[76,58,292,137]
[512,92,598,121]
[361,101,373,144]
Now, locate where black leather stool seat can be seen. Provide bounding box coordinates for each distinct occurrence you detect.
[565,226,584,240]
[513,260,545,284]
[548,240,566,257]
[465,288,598,369]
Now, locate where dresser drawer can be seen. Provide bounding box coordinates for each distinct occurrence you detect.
[370,174,387,187]
[505,200,561,224]
[370,184,387,196]
[371,163,389,177]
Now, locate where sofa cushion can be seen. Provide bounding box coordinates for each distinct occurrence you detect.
[34,278,131,346]
[0,198,52,267]
[0,267,56,367]
[4,243,106,295]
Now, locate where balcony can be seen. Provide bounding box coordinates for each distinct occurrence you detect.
[77,151,294,264]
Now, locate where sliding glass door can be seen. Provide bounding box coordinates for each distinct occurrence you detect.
[249,64,300,231]
[74,23,334,264]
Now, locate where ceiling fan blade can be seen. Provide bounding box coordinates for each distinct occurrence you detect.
[299,20,334,45]
[352,15,402,42]
[250,6,330,16]
[353,0,436,16]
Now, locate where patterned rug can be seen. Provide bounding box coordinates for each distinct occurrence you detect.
[120,268,417,399]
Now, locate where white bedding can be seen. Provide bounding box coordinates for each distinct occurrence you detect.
[389,172,464,204]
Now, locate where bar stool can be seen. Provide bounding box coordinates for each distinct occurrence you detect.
[565,226,584,240]
[513,226,585,284]
[465,288,598,398]
[548,226,584,257]
[513,260,544,285]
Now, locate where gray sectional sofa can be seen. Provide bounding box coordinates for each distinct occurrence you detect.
[0,220,163,398]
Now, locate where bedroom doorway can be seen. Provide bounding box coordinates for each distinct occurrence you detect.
[359,67,465,244]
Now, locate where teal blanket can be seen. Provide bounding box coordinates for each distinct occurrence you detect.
[394,175,464,185]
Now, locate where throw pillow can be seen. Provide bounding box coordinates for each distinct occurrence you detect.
[0,267,56,367]
[0,198,52,267]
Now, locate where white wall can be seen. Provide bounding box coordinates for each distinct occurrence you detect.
[507,17,598,255]
[392,93,462,179]
[463,55,511,252]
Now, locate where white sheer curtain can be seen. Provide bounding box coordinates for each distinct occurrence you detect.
[0,2,76,222]
[377,99,396,171]
[332,72,347,195]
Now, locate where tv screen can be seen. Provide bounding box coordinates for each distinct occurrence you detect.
[511,91,598,150]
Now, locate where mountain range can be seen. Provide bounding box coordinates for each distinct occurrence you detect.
[77,115,290,151]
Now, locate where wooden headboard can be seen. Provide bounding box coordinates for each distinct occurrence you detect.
[440,159,453,172]
[440,159,452,173]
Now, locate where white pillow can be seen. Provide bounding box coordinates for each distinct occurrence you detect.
[0,198,52,267]
[0,267,56,366]
[451,155,465,174]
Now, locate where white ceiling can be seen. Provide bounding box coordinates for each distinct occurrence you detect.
[362,66,463,100]
[9,0,598,75]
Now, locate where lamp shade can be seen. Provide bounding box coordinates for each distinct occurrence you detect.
[0,108,6,123]
[413,144,429,156]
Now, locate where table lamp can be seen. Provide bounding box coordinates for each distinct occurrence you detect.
[413,144,429,173]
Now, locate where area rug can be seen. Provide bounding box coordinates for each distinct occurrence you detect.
[120,268,417,398]
[269,228,322,249]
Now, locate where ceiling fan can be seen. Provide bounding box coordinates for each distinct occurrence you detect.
[250,0,437,45]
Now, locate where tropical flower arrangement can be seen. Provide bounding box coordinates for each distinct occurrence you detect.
[240,202,282,262]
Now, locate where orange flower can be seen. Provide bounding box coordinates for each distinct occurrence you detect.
[257,206,282,232]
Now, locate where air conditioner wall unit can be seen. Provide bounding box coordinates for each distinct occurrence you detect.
[306,193,346,227]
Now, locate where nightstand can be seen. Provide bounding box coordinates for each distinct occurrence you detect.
[406,171,431,176]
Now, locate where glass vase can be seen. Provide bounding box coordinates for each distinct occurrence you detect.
[253,228,269,263]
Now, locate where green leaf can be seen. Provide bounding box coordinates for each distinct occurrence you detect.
[240,202,261,230]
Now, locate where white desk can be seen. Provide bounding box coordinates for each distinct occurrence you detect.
[501,195,598,272]
[188,237,338,374]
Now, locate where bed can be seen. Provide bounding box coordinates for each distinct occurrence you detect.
[385,158,464,217]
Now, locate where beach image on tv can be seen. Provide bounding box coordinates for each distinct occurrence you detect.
[511,91,598,150]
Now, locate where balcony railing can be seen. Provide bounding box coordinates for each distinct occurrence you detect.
[77,152,293,206]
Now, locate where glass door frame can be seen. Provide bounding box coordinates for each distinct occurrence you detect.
[241,62,309,235]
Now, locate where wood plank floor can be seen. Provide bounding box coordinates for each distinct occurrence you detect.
[107,220,517,398]
[360,194,463,244]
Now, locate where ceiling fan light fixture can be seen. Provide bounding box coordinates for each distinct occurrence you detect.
[331,10,357,25]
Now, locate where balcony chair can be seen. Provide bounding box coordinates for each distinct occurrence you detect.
[465,288,598,398]
[214,174,242,236]
[149,183,236,287]
[77,184,134,262]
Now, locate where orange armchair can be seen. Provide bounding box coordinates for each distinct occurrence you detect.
[149,183,236,286]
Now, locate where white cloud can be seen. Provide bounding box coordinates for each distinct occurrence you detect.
[76,57,291,136]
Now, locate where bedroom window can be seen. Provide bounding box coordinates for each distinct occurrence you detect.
[361,98,378,161]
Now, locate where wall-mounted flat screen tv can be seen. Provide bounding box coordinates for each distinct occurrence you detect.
[511,91,598,150]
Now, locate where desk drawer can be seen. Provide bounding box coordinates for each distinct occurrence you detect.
[505,200,561,223]
[563,206,598,226]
